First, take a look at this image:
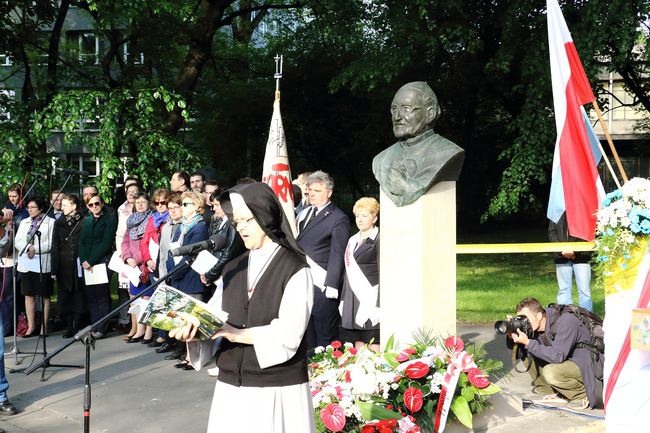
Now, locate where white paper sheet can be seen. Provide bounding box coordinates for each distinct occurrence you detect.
[108,251,125,274]
[18,255,41,273]
[169,241,182,265]
[84,263,109,285]
[124,265,142,286]
[148,239,160,264]
[191,250,219,275]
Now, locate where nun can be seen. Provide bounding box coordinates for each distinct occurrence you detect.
[170,182,315,433]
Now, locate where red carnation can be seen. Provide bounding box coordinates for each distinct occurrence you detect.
[349,347,358,355]
[331,340,342,349]
[444,336,464,352]
[466,367,491,389]
[320,403,346,432]
[332,350,343,358]
[361,426,376,433]
[404,361,429,379]
[403,387,424,412]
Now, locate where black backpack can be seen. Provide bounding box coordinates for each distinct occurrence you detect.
[547,303,605,379]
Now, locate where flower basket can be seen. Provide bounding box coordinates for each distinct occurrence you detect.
[309,333,502,433]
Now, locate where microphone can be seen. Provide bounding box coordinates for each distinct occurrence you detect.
[57,167,90,176]
[169,234,227,257]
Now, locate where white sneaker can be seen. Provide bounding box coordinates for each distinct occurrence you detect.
[207,366,219,377]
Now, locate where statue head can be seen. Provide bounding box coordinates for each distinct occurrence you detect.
[390,82,441,140]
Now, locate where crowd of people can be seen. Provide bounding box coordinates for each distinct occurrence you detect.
[0,167,379,431]
[0,169,382,424]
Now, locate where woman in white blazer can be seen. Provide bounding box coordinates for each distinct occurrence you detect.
[14,197,55,337]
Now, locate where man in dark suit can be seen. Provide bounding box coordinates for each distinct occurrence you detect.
[296,171,350,349]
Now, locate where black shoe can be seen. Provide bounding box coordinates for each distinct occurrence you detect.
[156,342,176,353]
[62,330,75,339]
[174,361,189,368]
[164,350,185,360]
[0,400,17,415]
[127,335,144,343]
[148,340,164,348]
[140,338,153,345]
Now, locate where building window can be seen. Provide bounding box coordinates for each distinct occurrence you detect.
[612,82,647,121]
[0,90,15,122]
[0,54,12,66]
[67,31,99,64]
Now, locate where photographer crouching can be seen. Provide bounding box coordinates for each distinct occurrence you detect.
[497,297,603,409]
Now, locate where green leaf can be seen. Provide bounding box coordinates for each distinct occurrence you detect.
[382,352,399,368]
[450,396,473,429]
[384,334,395,352]
[476,383,501,396]
[356,401,401,421]
[461,386,476,402]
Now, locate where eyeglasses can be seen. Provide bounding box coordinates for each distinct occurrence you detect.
[182,202,195,207]
[87,201,101,208]
[390,105,422,115]
[167,205,180,210]
[234,216,255,226]
[154,201,167,206]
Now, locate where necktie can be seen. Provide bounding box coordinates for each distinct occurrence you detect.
[300,207,316,232]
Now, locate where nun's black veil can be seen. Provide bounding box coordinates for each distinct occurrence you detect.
[219,182,306,262]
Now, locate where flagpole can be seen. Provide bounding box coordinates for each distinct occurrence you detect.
[591,100,628,185]
[274,54,283,102]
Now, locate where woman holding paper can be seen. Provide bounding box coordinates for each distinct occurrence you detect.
[121,192,154,343]
[78,193,117,339]
[170,182,315,433]
[14,197,55,337]
[339,197,380,352]
[51,194,85,338]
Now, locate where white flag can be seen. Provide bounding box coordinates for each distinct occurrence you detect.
[262,92,297,235]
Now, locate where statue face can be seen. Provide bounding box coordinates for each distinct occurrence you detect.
[391,88,431,140]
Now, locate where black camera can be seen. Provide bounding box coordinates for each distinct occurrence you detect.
[495,315,534,338]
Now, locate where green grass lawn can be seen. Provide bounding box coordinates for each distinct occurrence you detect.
[457,254,605,323]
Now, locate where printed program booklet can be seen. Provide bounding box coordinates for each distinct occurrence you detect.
[138,284,228,340]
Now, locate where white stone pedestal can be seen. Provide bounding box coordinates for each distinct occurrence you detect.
[379,181,457,348]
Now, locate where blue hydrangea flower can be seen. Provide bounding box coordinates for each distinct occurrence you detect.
[631,222,642,234]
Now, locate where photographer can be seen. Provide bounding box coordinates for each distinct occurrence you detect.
[507,297,603,409]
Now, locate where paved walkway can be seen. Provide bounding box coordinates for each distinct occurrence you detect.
[0,324,604,433]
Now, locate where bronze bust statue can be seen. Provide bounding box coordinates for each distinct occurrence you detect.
[372,82,465,207]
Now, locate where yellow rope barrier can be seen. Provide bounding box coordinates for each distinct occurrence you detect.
[456,242,595,254]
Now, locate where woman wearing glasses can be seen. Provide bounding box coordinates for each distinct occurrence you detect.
[164,191,209,301]
[121,192,153,343]
[78,193,117,339]
[171,183,315,432]
[14,197,55,337]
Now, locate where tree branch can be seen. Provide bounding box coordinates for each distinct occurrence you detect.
[218,1,303,27]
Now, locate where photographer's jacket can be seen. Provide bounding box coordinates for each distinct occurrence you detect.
[527,307,603,408]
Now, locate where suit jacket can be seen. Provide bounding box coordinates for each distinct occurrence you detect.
[296,202,350,290]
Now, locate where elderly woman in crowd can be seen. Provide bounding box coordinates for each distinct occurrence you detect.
[121,192,153,343]
[170,182,315,433]
[339,197,380,351]
[115,182,141,336]
[51,194,85,338]
[14,197,55,337]
[153,192,183,353]
[79,193,117,339]
[164,191,208,367]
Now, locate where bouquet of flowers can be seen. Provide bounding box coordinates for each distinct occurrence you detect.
[594,177,650,280]
[309,332,502,433]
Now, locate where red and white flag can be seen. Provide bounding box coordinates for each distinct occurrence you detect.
[262,92,297,235]
[546,0,604,241]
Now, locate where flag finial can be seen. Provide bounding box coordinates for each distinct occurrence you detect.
[274,54,283,101]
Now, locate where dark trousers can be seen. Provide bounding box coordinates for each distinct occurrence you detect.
[306,286,340,349]
[86,283,110,334]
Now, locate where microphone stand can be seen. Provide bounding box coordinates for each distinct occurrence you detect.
[23,258,193,433]
[10,230,84,380]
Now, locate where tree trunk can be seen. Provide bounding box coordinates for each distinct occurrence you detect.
[46,0,70,103]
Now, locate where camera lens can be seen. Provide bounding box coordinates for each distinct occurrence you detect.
[495,321,510,334]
